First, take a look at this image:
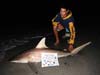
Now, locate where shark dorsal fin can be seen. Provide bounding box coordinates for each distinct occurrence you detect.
[36,37,48,48]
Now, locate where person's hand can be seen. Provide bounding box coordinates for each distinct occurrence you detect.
[54,40,59,46]
[68,44,74,52]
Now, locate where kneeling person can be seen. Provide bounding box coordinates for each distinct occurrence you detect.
[52,7,76,52]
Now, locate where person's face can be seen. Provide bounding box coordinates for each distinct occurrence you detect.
[60,8,67,18]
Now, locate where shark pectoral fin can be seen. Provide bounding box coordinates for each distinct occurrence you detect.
[71,41,92,55]
[36,37,48,48]
[11,60,28,63]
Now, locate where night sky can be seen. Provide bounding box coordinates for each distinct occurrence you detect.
[1,0,100,38]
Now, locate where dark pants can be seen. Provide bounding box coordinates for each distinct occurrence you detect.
[45,29,70,50]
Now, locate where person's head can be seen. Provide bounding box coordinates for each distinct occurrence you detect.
[60,7,68,18]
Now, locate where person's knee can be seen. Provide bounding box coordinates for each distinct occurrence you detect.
[58,24,64,30]
[53,26,57,31]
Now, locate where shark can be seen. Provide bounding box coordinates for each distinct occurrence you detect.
[11,37,91,63]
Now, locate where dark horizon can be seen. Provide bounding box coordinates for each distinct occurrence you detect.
[1,0,99,39]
